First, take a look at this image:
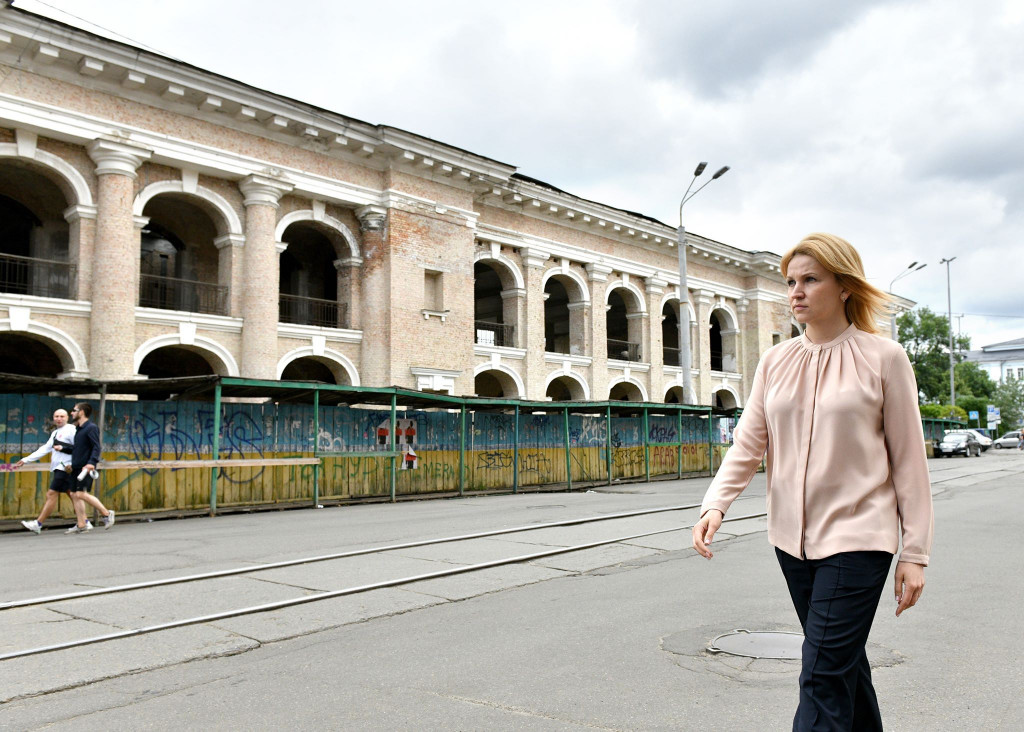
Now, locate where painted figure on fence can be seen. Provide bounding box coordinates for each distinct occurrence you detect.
[15,408,76,534]
[66,403,115,534]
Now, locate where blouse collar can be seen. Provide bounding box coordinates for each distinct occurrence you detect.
[799,322,859,352]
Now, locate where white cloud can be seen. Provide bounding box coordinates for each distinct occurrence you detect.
[17,0,1024,348]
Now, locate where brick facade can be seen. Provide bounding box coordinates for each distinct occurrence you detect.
[0,6,793,405]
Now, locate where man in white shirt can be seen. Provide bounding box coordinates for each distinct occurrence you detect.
[15,408,80,534]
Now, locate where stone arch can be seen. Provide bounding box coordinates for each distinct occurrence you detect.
[276,209,360,259]
[540,266,590,304]
[543,369,590,400]
[710,304,740,373]
[474,249,524,290]
[0,142,93,208]
[604,279,647,312]
[659,291,696,323]
[276,346,360,386]
[134,333,239,376]
[473,363,524,398]
[133,181,242,237]
[712,384,741,409]
[791,318,803,338]
[709,303,738,330]
[607,375,649,401]
[0,318,88,374]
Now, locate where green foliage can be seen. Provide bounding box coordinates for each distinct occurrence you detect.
[919,403,967,421]
[954,361,996,399]
[919,404,944,419]
[993,377,1024,429]
[956,396,989,427]
[897,307,971,402]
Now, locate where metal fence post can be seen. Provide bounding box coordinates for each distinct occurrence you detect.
[459,405,466,497]
[313,387,320,507]
[606,405,613,485]
[389,394,397,502]
[563,407,572,491]
[643,406,650,483]
[677,407,683,479]
[513,404,520,494]
[707,408,714,477]
[210,382,221,516]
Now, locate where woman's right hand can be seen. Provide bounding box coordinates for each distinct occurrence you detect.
[693,509,724,559]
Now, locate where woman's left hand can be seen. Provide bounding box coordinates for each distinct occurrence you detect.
[894,561,925,617]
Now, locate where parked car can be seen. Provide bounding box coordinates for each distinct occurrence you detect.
[992,430,1022,449]
[945,429,993,451]
[936,432,982,457]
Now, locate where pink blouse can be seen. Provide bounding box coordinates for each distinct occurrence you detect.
[700,323,934,565]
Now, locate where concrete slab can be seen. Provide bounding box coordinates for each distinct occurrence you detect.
[209,588,445,644]
[528,542,660,572]
[403,564,569,601]
[0,624,256,703]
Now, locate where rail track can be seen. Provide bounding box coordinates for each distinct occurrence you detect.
[1,501,767,661]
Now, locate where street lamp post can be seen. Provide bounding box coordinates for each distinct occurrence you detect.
[940,256,957,410]
[677,162,729,404]
[888,261,927,340]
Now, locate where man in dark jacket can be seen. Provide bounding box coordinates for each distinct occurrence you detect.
[66,402,115,534]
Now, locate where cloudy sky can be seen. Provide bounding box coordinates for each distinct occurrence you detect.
[20,0,1024,348]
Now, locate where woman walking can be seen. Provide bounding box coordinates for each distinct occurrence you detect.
[693,233,933,730]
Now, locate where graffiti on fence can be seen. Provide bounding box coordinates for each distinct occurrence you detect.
[648,424,678,443]
[519,451,552,475]
[477,450,514,470]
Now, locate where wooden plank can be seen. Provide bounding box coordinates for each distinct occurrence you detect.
[4,458,320,473]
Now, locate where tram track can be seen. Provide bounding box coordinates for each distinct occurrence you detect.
[0,504,768,662]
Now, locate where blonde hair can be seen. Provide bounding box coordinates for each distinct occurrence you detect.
[780,233,891,334]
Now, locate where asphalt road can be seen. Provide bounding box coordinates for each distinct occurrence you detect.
[2,449,1022,730]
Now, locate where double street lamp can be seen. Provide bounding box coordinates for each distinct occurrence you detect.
[889,261,927,339]
[677,162,729,404]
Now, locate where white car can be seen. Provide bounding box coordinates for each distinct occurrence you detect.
[992,430,1022,449]
[945,429,993,451]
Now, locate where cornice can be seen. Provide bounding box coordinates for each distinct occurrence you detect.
[277,322,363,344]
[0,294,90,316]
[134,308,243,333]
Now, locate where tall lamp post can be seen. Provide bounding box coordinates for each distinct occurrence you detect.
[888,261,927,339]
[939,256,957,410]
[677,162,730,404]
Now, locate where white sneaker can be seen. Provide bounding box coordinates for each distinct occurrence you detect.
[65,521,94,534]
[103,510,115,529]
[21,520,42,534]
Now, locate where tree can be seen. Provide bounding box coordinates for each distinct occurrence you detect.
[956,396,988,427]
[992,377,1024,431]
[897,307,970,403]
[954,361,996,399]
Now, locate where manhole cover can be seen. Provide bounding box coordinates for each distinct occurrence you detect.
[707,629,804,660]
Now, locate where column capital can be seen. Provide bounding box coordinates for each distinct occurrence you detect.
[737,297,750,314]
[355,205,387,232]
[239,174,293,208]
[585,262,613,282]
[214,234,246,249]
[87,137,152,178]
[63,204,98,223]
[694,289,715,306]
[645,276,667,295]
[334,256,364,270]
[520,246,550,270]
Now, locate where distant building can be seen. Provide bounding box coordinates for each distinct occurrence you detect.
[965,337,1024,385]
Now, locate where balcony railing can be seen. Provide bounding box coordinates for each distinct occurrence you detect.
[663,347,680,367]
[279,294,349,329]
[0,253,76,299]
[475,321,515,347]
[607,338,641,362]
[139,274,229,315]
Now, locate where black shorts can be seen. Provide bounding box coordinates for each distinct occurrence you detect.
[49,469,74,493]
[71,467,94,493]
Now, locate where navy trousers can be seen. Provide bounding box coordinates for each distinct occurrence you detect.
[775,548,893,732]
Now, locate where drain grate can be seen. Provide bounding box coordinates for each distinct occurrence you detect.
[707,629,804,660]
